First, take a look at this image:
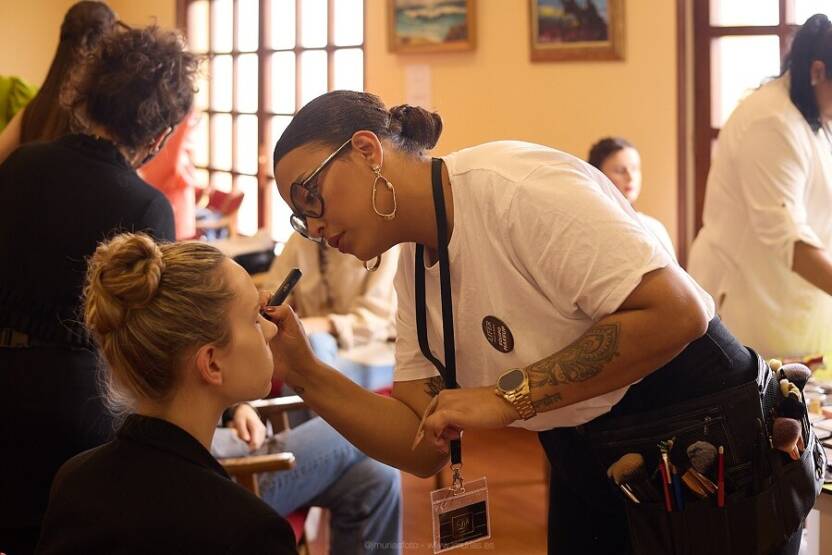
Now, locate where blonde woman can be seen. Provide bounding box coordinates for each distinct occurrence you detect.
[36,233,296,554]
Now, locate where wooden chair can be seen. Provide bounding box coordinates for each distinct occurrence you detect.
[195,187,245,239]
[219,395,329,554]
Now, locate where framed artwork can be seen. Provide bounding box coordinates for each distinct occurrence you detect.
[529,0,625,62]
[388,0,476,53]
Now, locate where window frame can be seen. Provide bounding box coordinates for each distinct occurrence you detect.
[176,0,366,238]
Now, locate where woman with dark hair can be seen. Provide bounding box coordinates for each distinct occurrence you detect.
[0,25,198,554]
[264,90,815,554]
[0,1,119,164]
[588,137,676,259]
[689,13,832,359]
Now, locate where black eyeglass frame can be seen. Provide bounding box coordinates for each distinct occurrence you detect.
[288,138,352,241]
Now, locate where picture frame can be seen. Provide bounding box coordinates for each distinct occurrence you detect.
[388,0,476,54]
[529,0,625,62]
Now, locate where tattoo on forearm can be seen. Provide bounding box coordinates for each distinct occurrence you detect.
[533,392,563,411]
[527,323,620,388]
[424,376,445,398]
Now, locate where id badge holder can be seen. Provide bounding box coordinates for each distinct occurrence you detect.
[430,464,491,553]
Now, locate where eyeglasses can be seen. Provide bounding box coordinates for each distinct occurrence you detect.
[288,138,352,241]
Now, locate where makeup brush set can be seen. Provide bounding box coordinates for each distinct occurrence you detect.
[606,438,725,512]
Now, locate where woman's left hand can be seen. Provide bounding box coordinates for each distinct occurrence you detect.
[414,386,520,454]
[229,403,267,451]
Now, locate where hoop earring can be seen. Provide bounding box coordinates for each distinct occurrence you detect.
[371,166,397,220]
[363,255,381,272]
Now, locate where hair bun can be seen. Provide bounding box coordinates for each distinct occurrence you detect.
[85,233,165,334]
[388,104,443,152]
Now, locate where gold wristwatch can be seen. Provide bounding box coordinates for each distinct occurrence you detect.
[495,368,536,421]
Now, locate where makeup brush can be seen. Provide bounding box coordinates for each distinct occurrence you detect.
[687,441,717,474]
[779,379,801,399]
[682,441,718,497]
[778,395,805,421]
[607,453,658,503]
[773,417,803,460]
[780,363,811,391]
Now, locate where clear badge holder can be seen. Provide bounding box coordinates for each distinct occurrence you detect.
[430,465,491,553]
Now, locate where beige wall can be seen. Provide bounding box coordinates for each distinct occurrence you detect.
[0,0,76,84]
[365,0,679,244]
[108,0,175,28]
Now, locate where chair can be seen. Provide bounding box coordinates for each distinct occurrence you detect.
[219,395,329,554]
[195,187,245,239]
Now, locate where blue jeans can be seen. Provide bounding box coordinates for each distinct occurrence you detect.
[258,417,402,555]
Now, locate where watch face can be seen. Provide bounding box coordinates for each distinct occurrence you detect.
[499,369,524,391]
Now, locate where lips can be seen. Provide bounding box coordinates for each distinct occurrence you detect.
[327,232,344,250]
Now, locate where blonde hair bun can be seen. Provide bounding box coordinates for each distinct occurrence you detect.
[85,233,165,335]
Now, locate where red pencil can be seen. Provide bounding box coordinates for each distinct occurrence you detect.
[717,445,725,508]
[658,460,673,512]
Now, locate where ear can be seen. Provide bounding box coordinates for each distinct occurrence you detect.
[149,126,173,153]
[194,343,224,387]
[811,60,827,86]
[350,131,383,168]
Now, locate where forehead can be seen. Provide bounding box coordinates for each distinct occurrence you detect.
[608,147,640,165]
[274,143,338,199]
[223,258,257,305]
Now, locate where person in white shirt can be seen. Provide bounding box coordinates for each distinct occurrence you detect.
[689,14,832,360]
[263,91,803,554]
[588,136,676,260]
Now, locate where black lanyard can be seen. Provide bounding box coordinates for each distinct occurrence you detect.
[415,157,461,466]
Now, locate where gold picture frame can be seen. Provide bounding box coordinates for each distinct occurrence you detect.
[388,0,476,54]
[529,0,625,62]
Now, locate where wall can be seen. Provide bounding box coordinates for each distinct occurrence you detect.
[365,0,679,244]
[108,0,175,28]
[0,0,77,84]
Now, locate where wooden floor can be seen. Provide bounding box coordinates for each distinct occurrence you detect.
[400,427,549,554]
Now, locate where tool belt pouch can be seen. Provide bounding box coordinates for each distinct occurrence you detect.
[582,354,825,555]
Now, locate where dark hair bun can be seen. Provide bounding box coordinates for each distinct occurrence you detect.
[388,104,443,152]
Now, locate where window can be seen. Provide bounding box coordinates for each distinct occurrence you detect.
[180,0,365,241]
[692,0,831,232]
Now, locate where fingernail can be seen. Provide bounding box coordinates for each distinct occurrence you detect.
[264,306,277,313]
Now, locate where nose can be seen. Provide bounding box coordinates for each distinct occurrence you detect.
[306,216,326,240]
[263,316,278,341]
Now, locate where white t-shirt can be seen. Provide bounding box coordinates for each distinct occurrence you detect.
[637,212,677,262]
[394,141,715,431]
[688,74,832,358]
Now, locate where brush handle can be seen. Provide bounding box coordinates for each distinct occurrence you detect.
[671,465,685,510]
[658,461,673,512]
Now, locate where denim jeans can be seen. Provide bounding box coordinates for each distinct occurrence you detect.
[257,417,403,555]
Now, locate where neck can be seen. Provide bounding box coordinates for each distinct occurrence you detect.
[387,153,454,254]
[87,124,141,167]
[135,388,225,451]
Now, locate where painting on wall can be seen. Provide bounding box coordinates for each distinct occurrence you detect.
[529,0,625,61]
[388,0,476,53]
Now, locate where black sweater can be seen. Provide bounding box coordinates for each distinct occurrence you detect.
[36,414,298,555]
[0,134,175,347]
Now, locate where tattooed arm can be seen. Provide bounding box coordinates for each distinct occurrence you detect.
[414,266,711,453]
[526,265,710,414]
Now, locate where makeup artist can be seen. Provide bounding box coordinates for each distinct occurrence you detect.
[265,91,805,555]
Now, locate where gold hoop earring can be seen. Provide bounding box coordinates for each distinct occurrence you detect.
[363,255,381,272]
[371,166,397,220]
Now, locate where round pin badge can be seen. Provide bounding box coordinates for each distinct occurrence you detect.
[482,316,514,353]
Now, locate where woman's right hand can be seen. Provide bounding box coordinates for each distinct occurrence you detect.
[263,304,318,386]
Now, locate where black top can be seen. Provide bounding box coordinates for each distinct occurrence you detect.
[36,414,298,555]
[0,134,175,347]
